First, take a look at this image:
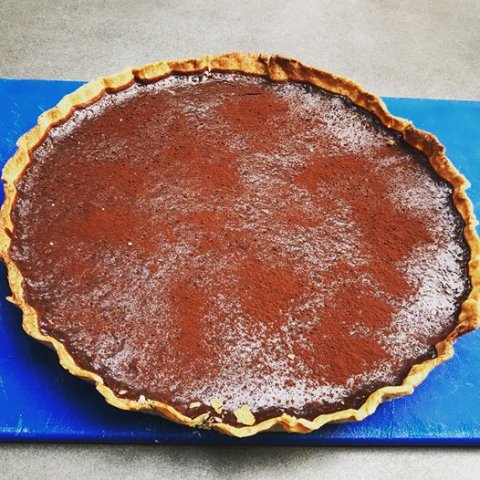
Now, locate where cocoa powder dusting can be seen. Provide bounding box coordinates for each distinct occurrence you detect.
[10,73,470,424]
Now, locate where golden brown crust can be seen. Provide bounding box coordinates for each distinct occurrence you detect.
[1,52,479,437]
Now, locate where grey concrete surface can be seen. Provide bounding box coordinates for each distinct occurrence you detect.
[1,0,480,479]
[1,444,480,480]
[1,0,480,99]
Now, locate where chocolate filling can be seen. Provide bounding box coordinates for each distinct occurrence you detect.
[10,73,470,425]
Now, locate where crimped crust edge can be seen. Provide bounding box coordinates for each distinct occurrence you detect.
[1,52,479,437]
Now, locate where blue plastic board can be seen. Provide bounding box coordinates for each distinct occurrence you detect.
[0,78,479,445]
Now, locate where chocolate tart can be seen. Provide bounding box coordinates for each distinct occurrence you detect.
[1,53,479,437]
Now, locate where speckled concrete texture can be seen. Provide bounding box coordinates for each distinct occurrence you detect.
[1,0,480,478]
[2,444,480,480]
[1,0,479,99]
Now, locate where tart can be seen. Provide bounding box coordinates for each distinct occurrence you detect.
[1,53,479,437]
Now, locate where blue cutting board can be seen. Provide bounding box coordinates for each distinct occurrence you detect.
[0,79,479,445]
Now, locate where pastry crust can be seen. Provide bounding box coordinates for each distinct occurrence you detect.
[1,52,479,437]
